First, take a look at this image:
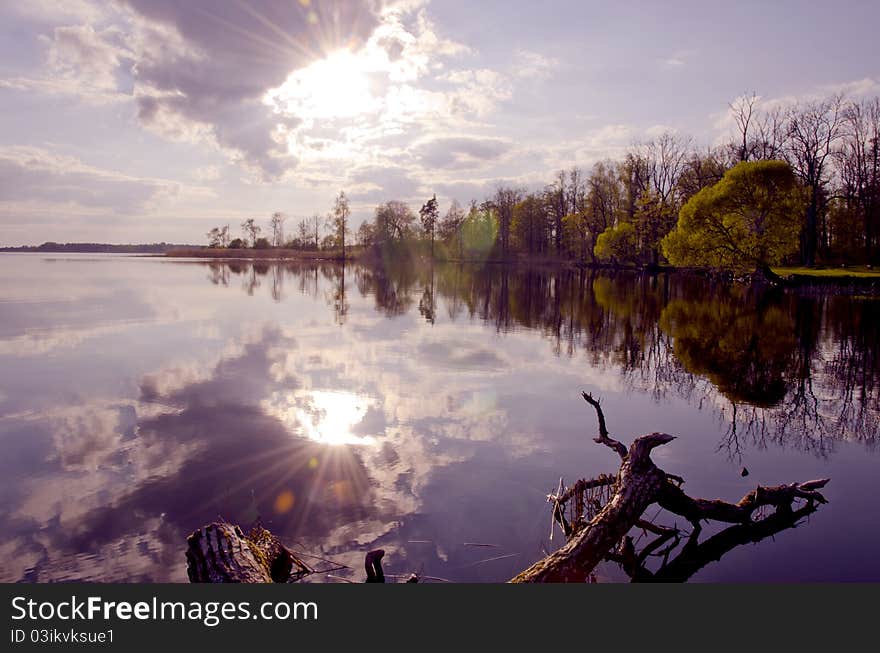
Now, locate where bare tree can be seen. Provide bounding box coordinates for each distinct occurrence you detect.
[241,218,260,248]
[269,212,286,248]
[494,186,523,259]
[836,97,880,262]
[729,92,759,162]
[332,191,350,259]
[311,214,321,250]
[375,200,416,243]
[545,171,568,255]
[785,95,846,265]
[206,227,222,248]
[754,105,788,161]
[636,132,692,265]
[294,219,309,249]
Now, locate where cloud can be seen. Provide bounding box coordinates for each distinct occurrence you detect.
[8,0,104,23]
[119,0,384,180]
[659,49,694,68]
[5,0,521,195]
[8,1,384,181]
[414,136,512,170]
[513,49,559,79]
[45,23,132,95]
[0,145,185,214]
[348,164,423,202]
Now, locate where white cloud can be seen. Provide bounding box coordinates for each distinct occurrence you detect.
[513,49,559,79]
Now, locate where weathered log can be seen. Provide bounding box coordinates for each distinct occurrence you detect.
[186,522,303,583]
[510,432,674,582]
[509,393,830,583]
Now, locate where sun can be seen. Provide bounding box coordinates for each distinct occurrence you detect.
[266,49,379,124]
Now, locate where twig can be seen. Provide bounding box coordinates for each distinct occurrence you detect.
[459,552,520,569]
[582,392,627,459]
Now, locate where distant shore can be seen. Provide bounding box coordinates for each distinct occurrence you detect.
[164,247,347,260]
[0,242,188,254]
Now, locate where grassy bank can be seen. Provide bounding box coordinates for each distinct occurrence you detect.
[773,266,880,279]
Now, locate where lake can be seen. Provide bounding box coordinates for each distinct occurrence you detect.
[0,253,877,582]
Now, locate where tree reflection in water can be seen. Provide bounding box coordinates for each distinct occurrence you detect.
[200,258,878,459]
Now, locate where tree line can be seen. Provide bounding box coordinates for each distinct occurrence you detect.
[208,92,879,269]
[206,192,352,255]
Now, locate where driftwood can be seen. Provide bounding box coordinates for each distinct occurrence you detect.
[186,522,311,583]
[185,393,829,583]
[509,392,829,582]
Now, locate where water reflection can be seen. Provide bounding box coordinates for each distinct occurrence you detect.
[267,390,376,446]
[0,254,877,582]
[204,259,879,457]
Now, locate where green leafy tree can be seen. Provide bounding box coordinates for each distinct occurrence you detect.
[461,201,498,261]
[661,160,806,273]
[594,222,638,264]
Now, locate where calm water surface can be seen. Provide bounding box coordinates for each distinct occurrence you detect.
[0,253,877,582]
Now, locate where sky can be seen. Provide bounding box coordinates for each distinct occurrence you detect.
[0,0,878,246]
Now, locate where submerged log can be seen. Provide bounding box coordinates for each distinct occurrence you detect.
[509,393,829,583]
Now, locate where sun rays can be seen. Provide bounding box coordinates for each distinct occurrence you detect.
[267,49,381,125]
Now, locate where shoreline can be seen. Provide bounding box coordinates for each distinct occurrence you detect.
[162,249,880,293]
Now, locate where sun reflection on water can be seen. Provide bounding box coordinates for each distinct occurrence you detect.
[266,390,376,446]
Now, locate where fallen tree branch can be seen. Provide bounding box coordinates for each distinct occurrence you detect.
[657,478,829,527]
[509,393,830,583]
[510,431,675,582]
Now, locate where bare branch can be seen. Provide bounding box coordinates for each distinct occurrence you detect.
[582,391,628,459]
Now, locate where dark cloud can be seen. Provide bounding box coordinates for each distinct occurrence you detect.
[119,0,381,179]
[414,136,511,170]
